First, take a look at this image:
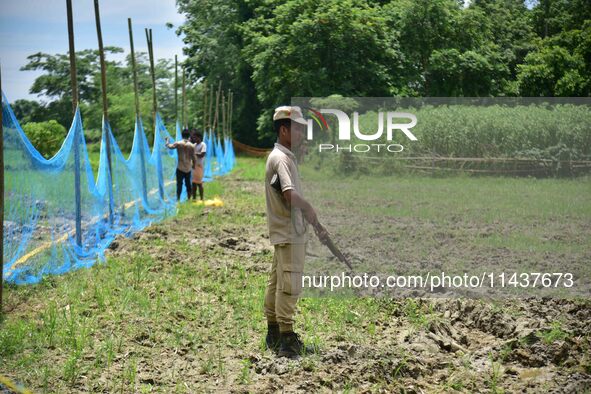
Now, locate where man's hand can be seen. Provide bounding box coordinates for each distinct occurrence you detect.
[302,205,318,227]
[313,222,330,244]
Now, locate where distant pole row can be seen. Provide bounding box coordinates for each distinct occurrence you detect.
[201,80,233,138]
[65,0,162,250]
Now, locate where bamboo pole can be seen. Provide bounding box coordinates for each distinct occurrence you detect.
[226,90,230,137]
[221,91,226,139]
[212,80,221,134]
[208,80,214,132]
[128,18,140,118]
[66,0,82,248]
[229,90,233,137]
[202,80,207,132]
[93,0,113,225]
[174,55,178,122]
[128,19,148,203]
[145,28,157,127]
[181,65,186,129]
[0,61,4,313]
[144,29,163,201]
[66,0,78,114]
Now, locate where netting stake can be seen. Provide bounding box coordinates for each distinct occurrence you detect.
[67,0,82,248]
[174,55,178,121]
[127,18,150,206]
[208,80,214,132]
[0,61,4,314]
[221,90,226,139]
[182,65,187,129]
[212,80,221,134]
[145,28,157,128]
[202,80,208,133]
[94,0,114,225]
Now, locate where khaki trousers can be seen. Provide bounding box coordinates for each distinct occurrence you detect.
[264,243,306,331]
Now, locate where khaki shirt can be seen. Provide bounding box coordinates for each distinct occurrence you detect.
[265,143,307,245]
[168,139,196,173]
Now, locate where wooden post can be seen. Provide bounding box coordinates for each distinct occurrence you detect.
[145,28,157,128]
[202,80,207,132]
[128,18,140,118]
[181,65,186,129]
[142,29,164,201]
[127,21,149,203]
[66,0,78,114]
[212,81,221,133]
[66,0,82,248]
[229,90,233,137]
[227,90,232,137]
[226,90,231,138]
[174,55,178,122]
[93,0,113,225]
[221,91,226,139]
[0,61,4,313]
[208,81,214,132]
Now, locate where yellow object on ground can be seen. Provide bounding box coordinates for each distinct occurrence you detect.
[0,375,34,394]
[193,197,224,207]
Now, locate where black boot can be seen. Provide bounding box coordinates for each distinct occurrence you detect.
[265,323,280,351]
[278,332,315,358]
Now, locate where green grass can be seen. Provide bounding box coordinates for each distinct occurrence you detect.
[300,160,591,293]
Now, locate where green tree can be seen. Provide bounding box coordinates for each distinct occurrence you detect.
[176,0,263,146]
[517,21,591,95]
[19,48,178,153]
[21,120,67,158]
[243,0,402,139]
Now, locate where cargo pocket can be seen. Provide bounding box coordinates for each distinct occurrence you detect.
[282,270,303,296]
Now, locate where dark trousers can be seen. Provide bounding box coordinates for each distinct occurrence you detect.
[176,169,192,201]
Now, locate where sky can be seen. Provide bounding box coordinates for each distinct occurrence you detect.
[0,0,186,102]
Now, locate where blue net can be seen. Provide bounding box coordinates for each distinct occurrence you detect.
[2,93,235,285]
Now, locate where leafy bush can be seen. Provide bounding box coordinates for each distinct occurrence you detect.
[22,120,67,158]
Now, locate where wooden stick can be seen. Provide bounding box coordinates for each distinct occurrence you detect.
[174,55,178,122]
[221,90,226,138]
[66,0,78,114]
[212,80,221,133]
[145,28,157,127]
[66,0,82,247]
[128,18,140,118]
[182,65,186,129]
[208,80,214,131]
[128,20,147,202]
[0,61,4,312]
[202,80,207,132]
[93,0,113,225]
[228,90,233,137]
[225,90,230,137]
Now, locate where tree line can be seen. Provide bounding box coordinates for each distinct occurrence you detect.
[12,0,591,151]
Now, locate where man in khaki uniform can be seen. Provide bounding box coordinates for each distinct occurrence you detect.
[264,106,328,358]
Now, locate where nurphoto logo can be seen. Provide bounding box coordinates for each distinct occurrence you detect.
[304,107,418,153]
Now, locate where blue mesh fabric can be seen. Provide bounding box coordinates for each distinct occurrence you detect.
[2,93,235,285]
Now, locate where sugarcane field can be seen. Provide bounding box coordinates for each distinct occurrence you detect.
[1,1,590,393]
